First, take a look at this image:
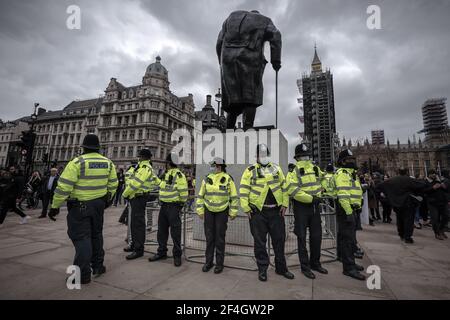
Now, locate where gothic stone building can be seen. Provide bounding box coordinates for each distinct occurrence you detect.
[32,56,195,173]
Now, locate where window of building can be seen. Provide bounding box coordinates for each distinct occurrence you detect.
[122,130,127,140]
[160,148,164,159]
[161,131,165,142]
[117,116,122,125]
[114,131,120,141]
[129,130,135,140]
[138,129,143,140]
[113,147,118,158]
[127,146,134,158]
[120,147,126,157]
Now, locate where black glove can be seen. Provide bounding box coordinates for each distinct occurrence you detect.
[272,62,281,72]
[103,192,112,209]
[345,214,354,224]
[48,208,60,221]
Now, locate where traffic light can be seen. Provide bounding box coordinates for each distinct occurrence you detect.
[19,130,36,165]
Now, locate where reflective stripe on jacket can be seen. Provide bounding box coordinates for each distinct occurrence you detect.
[159,168,188,203]
[196,172,238,217]
[122,160,160,199]
[285,160,323,204]
[334,167,363,215]
[52,152,118,208]
[239,162,288,212]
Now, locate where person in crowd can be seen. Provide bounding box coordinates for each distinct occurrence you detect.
[113,168,125,207]
[367,174,381,221]
[423,169,448,240]
[441,170,450,232]
[378,174,392,223]
[0,169,30,226]
[38,168,59,218]
[378,168,426,244]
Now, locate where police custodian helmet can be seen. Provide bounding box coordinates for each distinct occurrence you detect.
[138,148,152,159]
[294,143,309,158]
[337,149,354,164]
[81,134,100,150]
[210,157,226,168]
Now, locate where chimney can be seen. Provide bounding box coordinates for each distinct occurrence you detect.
[206,95,212,106]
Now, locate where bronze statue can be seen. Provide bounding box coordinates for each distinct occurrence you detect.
[216,10,282,130]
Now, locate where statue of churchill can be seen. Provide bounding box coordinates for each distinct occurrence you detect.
[216,10,282,130]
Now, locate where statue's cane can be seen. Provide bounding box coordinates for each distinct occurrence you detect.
[275,70,279,129]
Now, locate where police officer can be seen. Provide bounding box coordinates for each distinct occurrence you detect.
[122,149,161,260]
[149,153,188,267]
[321,163,336,198]
[196,157,238,274]
[334,149,366,281]
[119,161,138,226]
[285,143,328,279]
[49,134,118,284]
[240,144,294,282]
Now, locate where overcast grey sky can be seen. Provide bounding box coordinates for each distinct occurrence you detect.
[0,0,449,150]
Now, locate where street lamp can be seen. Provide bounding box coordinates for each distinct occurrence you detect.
[215,88,222,116]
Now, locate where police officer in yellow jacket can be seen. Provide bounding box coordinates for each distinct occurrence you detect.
[49,134,118,284]
[334,149,366,281]
[321,163,336,198]
[196,157,238,274]
[149,153,188,267]
[285,143,328,279]
[240,144,294,282]
[122,149,161,260]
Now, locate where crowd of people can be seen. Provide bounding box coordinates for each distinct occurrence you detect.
[356,169,450,241]
[1,133,449,286]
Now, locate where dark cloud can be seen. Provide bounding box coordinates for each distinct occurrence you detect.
[0,0,449,152]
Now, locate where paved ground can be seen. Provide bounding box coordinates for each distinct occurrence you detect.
[0,205,449,300]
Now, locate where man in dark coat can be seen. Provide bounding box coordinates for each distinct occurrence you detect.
[38,168,59,218]
[216,10,281,130]
[378,168,426,243]
[423,169,448,240]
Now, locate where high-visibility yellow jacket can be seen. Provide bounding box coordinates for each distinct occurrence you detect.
[285,160,323,204]
[196,172,238,217]
[159,168,188,203]
[334,167,363,215]
[122,160,160,199]
[239,162,288,212]
[321,172,336,197]
[51,152,118,208]
[124,165,137,186]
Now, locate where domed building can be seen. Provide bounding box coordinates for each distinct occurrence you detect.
[98,56,195,172]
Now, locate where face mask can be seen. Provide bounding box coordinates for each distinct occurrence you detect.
[259,156,269,166]
[209,166,216,173]
[298,156,310,161]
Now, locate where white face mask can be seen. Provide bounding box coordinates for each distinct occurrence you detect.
[259,156,269,166]
[298,156,310,161]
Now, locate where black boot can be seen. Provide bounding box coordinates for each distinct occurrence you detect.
[92,265,106,277]
[148,254,168,262]
[202,263,214,272]
[126,252,143,260]
[343,270,366,281]
[258,270,267,282]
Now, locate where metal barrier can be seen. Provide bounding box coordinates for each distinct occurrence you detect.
[132,196,337,271]
[276,198,337,269]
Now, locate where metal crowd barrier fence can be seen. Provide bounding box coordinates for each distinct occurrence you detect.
[272,197,337,268]
[129,195,337,271]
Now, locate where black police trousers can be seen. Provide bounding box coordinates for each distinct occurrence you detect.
[130,194,154,254]
[66,198,105,282]
[393,205,415,239]
[249,206,287,273]
[336,205,357,273]
[204,209,229,266]
[157,202,182,258]
[293,200,322,271]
